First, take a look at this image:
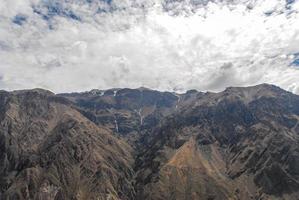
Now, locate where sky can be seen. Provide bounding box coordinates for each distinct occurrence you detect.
[0,0,299,94]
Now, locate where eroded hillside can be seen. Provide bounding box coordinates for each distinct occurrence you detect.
[1,84,299,200]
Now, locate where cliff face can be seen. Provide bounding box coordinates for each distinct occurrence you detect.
[1,84,299,200]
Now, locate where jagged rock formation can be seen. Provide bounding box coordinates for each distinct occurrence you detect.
[1,84,299,200]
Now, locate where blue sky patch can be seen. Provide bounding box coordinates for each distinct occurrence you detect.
[292,59,299,66]
[286,0,296,9]
[33,1,81,22]
[12,14,27,26]
[286,0,295,5]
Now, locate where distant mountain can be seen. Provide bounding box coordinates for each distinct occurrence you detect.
[58,87,200,145]
[1,84,299,199]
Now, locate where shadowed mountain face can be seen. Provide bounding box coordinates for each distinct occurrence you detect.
[134,84,299,200]
[1,84,299,200]
[58,88,201,145]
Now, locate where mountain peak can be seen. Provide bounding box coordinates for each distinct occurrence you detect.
[11,88,55,96]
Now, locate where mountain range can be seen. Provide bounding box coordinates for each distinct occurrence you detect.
[1,84,299,200]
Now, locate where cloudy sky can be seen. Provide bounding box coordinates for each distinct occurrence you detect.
[0,0,299,93]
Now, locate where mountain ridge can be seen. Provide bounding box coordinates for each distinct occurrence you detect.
[1,83,299,200]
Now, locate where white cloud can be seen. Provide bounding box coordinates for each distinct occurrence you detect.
[0,0,299,94]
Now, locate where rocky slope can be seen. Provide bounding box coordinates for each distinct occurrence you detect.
[134,84,299,200]
[1,84,299,200]
[0,89,134,200]
[58,88,200,145]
